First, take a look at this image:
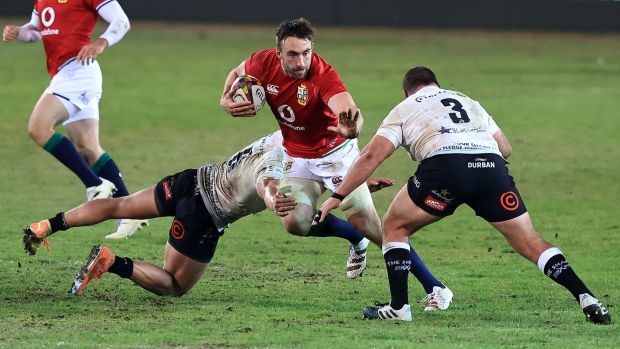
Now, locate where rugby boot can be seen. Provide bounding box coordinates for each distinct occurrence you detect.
[86,178,117,201]
[105,219,149,239]
[421,285,454,311]
[347,238,369,279]
[71,244,115,296]
[580,293,612,325]
[23,220,51,255]
[363,302,412,321]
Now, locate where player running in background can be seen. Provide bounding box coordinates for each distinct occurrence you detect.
[2,0,147,238]
[316,66,611,324]
[23,131,391,297]
[220,18,453,309]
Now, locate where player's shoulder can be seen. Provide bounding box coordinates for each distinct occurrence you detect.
[249,48,277,63]
[312,52,335,71]
[309,52,337,75]
[445,88,472,101]
[247,48,279,75]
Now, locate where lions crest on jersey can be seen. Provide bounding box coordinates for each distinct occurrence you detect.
[297,83,308,106]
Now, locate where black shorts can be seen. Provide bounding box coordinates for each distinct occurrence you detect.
[154,169,223,263]
[407,153,527,222]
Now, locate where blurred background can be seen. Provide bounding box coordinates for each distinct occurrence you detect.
[3,0,620,32]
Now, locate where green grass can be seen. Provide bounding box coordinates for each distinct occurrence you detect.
[0,21,619,348]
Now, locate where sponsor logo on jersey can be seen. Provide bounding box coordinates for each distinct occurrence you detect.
[171,219,185,240]
[414,89,467,103]
[41,28,60,36]
[41,7,54,27]
[438,125,485,134]
[500,191,520,211]
[331,176,343,185]
[424,195,448,211]
[278,120,306,131]
[266,84,279,95]
[40,7,60,36]
[297,83,308,106]
[431,189,453,202]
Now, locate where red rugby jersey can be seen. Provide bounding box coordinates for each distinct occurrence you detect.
[34,0,112,77]
[245,48,349,158]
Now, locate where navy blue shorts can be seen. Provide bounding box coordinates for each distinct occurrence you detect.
[407,153,527,222]
[155,169,223,263]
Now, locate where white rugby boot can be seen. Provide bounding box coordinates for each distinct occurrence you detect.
[363,303,412,321]
[105,219,149,239]
[347,238,369,279]
[421,285,454,311]
[86,178,117,201]
[580,293,611,325]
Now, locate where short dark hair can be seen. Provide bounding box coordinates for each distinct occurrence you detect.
[275,18,315,49]
[402,66,440,92]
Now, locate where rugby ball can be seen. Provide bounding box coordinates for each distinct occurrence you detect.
[230,74,267,113]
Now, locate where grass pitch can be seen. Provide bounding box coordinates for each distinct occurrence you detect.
[0,21,619,348]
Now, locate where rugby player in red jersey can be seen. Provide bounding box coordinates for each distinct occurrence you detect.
[3,0,147,238]
[220,18,453,309]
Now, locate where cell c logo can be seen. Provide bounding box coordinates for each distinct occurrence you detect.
[171,219,185,240]
[41,7,55,27]
[277,104,296,123]
[500,191,520,211]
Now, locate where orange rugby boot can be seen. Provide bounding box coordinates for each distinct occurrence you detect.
[71,244,115,296]
[23,220,51,255]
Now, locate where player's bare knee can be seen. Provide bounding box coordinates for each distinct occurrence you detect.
[27,125,52,146]
[282,218,311,237]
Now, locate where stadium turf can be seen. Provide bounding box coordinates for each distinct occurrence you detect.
[0,21,618,348]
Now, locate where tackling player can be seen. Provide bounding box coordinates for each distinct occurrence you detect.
[220,18,453,309]
[316,67,611,324]
[2,0,147,238]
[22,131,391,297]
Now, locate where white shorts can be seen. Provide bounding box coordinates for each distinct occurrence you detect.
[283,138,359,193]
[44,59,103,126]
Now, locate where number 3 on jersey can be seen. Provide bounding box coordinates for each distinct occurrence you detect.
[441,98,470,124]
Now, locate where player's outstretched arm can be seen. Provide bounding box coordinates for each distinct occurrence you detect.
[220,62,256,117]
[327,92,364,138]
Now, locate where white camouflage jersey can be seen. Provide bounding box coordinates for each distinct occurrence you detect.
[197,131,284,230]
[376,85,501,162]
